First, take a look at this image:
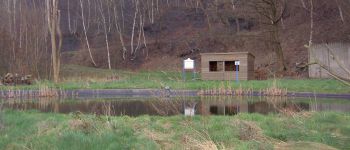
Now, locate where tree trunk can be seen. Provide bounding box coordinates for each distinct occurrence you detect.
[271,24,287,71]
[46,0,62,83]
[113,4,127,60]
[99,0,111,69]
[80,0,97,67]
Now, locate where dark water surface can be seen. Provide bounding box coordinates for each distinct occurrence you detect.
[1,96,350,116]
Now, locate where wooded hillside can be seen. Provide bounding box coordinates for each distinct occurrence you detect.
[0,0,349,80]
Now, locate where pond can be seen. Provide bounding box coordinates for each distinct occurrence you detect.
[1,96,349,116]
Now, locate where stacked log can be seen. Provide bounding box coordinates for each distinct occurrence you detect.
[0,73,32,85]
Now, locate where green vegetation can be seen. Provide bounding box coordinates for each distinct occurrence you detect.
[0,110,348,150]
[0,65,349,94]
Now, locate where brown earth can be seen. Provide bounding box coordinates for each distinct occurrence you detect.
[61,0,350,78]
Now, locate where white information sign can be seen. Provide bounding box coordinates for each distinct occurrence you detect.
[184,58,194,69]
[235,61,240,65]
[184,107,195,116]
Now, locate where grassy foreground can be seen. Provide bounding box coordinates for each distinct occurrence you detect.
[1,65,349,94]
[0,110,349,150]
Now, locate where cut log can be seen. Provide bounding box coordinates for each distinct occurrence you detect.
[2,73,33,85]
[22,75,32,85]
[3,73,14,85]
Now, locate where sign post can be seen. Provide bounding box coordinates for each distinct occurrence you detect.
[183,58,195,81]
[235,61,240,83]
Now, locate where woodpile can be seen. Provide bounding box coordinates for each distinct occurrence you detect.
[0,73,32,85]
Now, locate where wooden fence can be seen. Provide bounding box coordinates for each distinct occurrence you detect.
[309,43,350,79]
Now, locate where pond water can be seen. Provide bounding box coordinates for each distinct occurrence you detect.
[1,96,350,116]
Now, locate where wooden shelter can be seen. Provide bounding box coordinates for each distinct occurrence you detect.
[200,52,255,80]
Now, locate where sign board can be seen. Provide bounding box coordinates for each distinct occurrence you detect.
[235,60,240,83]
[184,58,194,69]
[184,107,195,116]
[235,61,240,65]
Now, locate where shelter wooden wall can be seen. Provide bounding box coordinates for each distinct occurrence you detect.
[200,52,255,80]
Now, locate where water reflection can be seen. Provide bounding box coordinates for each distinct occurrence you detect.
[1,96,350,116]
[197,96,310,115]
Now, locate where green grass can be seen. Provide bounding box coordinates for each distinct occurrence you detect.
[1,65,349,94]
[0,110,349,150]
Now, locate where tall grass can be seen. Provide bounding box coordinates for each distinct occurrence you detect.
[1,110,349,149]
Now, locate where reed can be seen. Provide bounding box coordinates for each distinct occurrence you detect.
[149,88,199,116]
[198,80,288,97]
[150,97,183,116]
[102,101,114,117]
[260,79,288,96]
[198,82,254,96]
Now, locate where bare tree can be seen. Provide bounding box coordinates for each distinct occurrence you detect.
[336,0,345,23]
[130,0,139,57]
[79,0,98,67]
[98,0,112,69]
[113,4,127,60]
[300,0,307,9]
[46,0,62,83]
[250,0,288,71]
[309,0,314,47]
[67,0,77,34]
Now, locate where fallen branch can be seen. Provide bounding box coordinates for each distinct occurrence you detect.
[319,64,350,86]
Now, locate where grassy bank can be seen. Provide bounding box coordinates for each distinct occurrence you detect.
[1,65,349,94]
[0,110,349,150]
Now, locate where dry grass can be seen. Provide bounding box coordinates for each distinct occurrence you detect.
[183,135,219,150]
[68,119,89,131]
[60,65,124,83]
[142,129,174,150]
[198,83,254,96]
[182,134,219,150]
[231,119,284,146]
[181,120,222,150]
[60,75,122,83]
[150,99,183,116]
[198,80,288,97]
[260,79,288,96]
